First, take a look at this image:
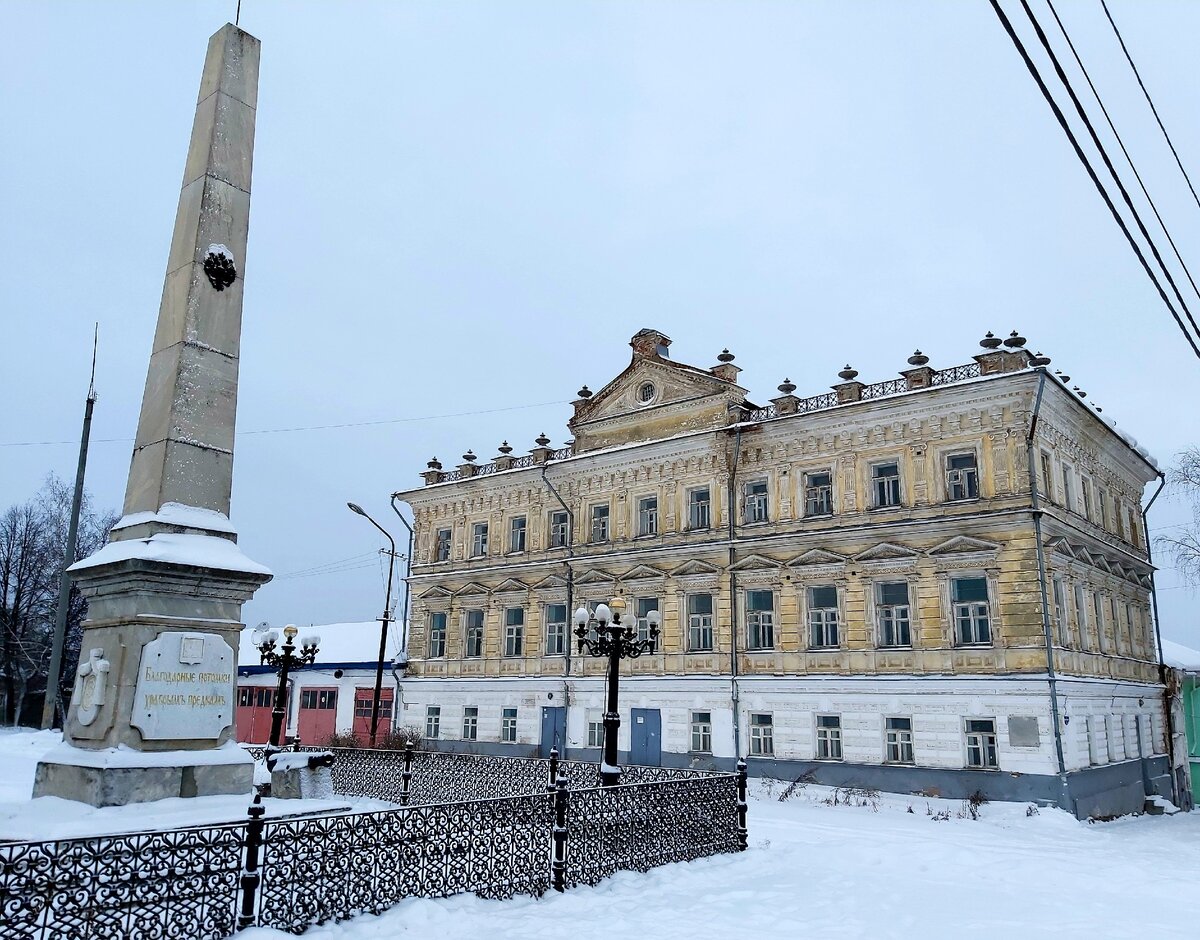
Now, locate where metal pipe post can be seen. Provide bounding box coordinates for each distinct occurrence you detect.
[600,624,622,786]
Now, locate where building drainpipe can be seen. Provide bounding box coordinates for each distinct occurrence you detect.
[390,495,416,737]
[541,465,575,749]
[1026,368,1070,808]
[727,423,745,764]
[1141,473,1177,805]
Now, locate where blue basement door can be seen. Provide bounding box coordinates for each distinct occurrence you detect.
[630,708,661,766]
[540,706,566,757]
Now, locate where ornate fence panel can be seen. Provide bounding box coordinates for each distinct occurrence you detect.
[276,746,725,805]
[564,774,741,888]
[0,823,244,940]
[255,792,554,932]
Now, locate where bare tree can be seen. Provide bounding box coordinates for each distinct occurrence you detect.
[0,475,116,726]
[1159,446,1200,585]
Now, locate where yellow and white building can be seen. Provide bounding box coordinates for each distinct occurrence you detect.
[394,329,1176,817]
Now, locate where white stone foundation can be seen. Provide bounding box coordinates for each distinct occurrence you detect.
[33,741,254,807]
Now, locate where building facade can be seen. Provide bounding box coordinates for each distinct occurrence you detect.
[394,329,1172,817]
[234,621,404,746]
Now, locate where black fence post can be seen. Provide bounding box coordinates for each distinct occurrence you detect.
[401,742,414,806]
[551,771,569,892]
[735,759,748,852]
[547,747,559,792]
[237,794,266,931]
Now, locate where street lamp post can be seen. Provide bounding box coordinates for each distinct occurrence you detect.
[347,502,395,746]
[252,623,319,755]
[573,597,661,786]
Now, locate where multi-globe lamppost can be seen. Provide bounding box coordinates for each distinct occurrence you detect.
[573,597,661,786]
[252,623,320,755]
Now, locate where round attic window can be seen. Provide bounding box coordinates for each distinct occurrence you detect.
[638,382,657,404]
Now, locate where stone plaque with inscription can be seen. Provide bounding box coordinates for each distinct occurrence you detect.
[131,632,235,740]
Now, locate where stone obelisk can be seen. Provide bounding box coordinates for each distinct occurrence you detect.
[34,24,271,807]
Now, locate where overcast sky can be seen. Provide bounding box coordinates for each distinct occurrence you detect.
[2,1,1198,647]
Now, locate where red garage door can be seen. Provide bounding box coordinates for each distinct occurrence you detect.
[352,688,395,741]
[236,686,282,744]
[297,688,338,746]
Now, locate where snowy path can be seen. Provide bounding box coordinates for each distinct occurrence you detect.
[2,729,1196,938]
[237,789,1198,940]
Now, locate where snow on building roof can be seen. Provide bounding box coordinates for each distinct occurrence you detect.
[1162,638,1200,672]
[238,620,403,668]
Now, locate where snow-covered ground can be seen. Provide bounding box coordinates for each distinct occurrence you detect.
[2,729,1197,938]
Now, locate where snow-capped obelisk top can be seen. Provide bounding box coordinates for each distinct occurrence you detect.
[118,23,260,539]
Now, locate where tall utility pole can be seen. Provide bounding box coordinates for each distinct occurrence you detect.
[41,326,99,729]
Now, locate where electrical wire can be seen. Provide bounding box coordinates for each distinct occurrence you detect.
[1044,0,1200,312]
[0,399,569,448]
[1101,0,1200,213]
[987,0,1200,359]
[1016,0,1200,346]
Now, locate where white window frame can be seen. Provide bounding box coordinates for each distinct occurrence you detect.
[749,713,774,756]
[427,611,447,658]
[808,584,840,649]
[945,452,979,501]
[1040,451,1054,503]
[635,597,659,644]
[815,715,843,760]
[1061,465,1074,512]
[501,707,518,743]
[875,580,912,648]
[885,716,914,764]
[435,527,452,562]
[745,590,775,651]
[549,510,570,548]
[503,607,524,657]
[545,603,567,656]
[952,575,992,646]
[462,706,478,741]
[743,480,769,524]
[964,718,998,769]
[589,503,610,543]
[426,705,441,740]
[690,711,713,753]
[687,594,714,651]
[687,487,712,530]
[464,609,485,658]
[509,515,527,553]
[1074,583,1090,648]
[637,495,659,537]
[871,461,901,508]
[587,714,604,748]
[803,470,834,517]
[1052,577,1069,647]
[471,521,488,558]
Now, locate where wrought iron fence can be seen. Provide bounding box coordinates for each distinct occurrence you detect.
[563,773,742,888]
[0,822,244,940]
[3,754,746,938]
[255,792,555,931]
[251,745,726,805]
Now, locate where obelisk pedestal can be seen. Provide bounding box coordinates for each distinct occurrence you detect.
[34,24,271,807]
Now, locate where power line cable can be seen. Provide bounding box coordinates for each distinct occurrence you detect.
[1100,0,1200,213]
[1044,0,1200,311]
[274,551,377,578]
[986,0,1200,359]
[1016,0,1200,346]
[0,399,569,448]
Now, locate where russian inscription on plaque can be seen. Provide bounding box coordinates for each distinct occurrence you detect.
[131,632,236,740]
